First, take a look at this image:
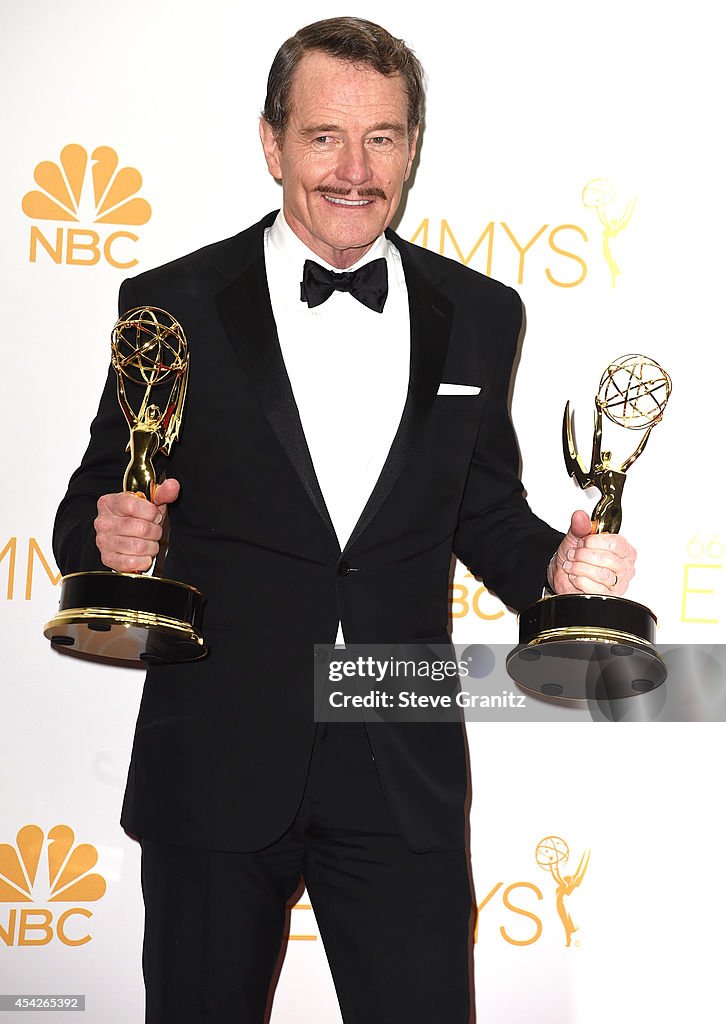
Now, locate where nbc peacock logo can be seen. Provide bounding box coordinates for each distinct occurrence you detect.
[22,143,152,269]
[0,824,106,947]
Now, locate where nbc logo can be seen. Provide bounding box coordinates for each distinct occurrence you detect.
[22,144,151,269]
[0,825,106,946]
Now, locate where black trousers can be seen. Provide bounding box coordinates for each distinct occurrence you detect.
[140,721,473,1023]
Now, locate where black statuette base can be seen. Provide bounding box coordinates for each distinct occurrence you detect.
[44,571,207,665]
[506,594,666,703]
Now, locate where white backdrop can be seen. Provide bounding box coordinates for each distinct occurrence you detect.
[1,1,724,1021]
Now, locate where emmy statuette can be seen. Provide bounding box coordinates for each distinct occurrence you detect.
[506,354,671,702]
[44,307,207,664]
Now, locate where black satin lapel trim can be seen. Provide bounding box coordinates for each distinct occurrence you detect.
[344,262,454,553]
[215,260,338,544]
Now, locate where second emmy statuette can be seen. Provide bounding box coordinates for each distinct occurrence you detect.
[44,307,207,664]
[506,354,672,702]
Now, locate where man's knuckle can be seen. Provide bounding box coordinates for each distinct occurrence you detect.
[133,517,149,537]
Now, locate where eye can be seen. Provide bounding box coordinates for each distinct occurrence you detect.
[369,136,392,146]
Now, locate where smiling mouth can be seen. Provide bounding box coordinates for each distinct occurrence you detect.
[322,195,374,206]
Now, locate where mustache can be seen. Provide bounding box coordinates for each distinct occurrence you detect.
[314,185,387,200]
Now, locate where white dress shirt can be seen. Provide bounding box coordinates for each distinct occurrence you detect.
[264,212,411,643]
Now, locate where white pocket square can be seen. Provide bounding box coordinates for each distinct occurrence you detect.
[436,382,482,396]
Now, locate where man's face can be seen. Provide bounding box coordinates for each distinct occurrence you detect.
[260,51,418,269]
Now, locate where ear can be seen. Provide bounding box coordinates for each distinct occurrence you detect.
[259,119,283,180]
[404,125,420,181]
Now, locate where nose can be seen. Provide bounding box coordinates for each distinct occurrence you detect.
[335,140,372,186]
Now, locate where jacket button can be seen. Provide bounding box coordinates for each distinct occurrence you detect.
[337,560,351,577]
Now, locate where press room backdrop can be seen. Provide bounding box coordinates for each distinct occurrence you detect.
[1,1,723,1021]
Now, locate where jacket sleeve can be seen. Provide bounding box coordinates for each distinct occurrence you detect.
[452,288,564,611]
[52,278,140,574]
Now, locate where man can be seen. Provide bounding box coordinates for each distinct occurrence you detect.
[53,17,636,1023]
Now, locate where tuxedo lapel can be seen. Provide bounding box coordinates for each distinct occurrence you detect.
[344,237,454,553]
[215,241,338,544]
[214,216,453,557]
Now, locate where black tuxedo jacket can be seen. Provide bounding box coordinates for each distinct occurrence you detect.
[53,211,563,854]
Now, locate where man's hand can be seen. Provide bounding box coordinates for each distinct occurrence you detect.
[548,510,636,597]
[94,478,180,573]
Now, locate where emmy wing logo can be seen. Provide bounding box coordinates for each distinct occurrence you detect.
[0,825,106,947]
[22,144,151,269]
[582,178,636,287]
[536,835,590,947]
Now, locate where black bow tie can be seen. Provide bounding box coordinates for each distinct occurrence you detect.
[300,257,388,313]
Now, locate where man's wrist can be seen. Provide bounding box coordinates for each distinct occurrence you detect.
[544,550,558,595]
